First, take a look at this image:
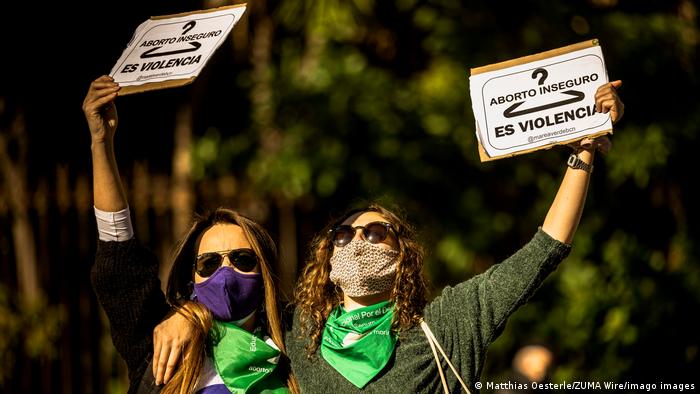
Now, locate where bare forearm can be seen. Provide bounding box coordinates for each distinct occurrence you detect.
[542,149,594,244]
[91,139,128,212]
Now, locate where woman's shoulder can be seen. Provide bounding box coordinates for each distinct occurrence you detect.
[95,237,153,261]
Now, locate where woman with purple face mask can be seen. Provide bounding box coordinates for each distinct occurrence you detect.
[84,76,298,394]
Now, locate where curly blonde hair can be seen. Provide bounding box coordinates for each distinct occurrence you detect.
[294,203,428,357]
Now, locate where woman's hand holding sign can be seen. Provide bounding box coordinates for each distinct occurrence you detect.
[569,79,625,154]
[82,75,120,144]
[596,80,624,124]
[570,80,623,155]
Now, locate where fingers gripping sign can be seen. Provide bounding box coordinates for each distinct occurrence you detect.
[82,75,120,142]
[595,80,624,124]
[570,80,623,155]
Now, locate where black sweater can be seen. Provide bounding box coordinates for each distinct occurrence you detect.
[91,238,169,394]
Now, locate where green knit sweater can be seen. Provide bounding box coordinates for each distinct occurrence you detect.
[286,228,571,393]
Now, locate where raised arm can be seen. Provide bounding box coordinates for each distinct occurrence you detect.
[85,75,193,386]
[542,80,623,243]
[82,75,126,211]
[425,81,625,386]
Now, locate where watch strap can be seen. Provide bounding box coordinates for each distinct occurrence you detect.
[567,153,593,173]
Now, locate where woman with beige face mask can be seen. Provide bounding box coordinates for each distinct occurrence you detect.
[154,81,624,393]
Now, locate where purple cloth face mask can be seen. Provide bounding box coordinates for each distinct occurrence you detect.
[193,266,263,322]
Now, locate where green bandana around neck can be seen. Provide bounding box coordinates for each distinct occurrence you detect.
[320,300,397,388]
[209,321,289,393]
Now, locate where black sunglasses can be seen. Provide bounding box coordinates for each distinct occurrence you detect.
[194,248,259,277]
[329,221,395,247]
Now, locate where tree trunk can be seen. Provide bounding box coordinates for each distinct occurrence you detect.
[250,0,298,295]
[0,110,42,307]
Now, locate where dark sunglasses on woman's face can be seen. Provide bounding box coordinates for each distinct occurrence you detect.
[330,221,394,247]
[194,248,259,277]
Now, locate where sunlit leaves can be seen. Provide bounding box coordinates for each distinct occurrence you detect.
[0,290,65,384]
[606,124,669,188]
[436,234,475,276]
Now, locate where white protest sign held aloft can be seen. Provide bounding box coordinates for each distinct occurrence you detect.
[110,4,246,95]
[469,40,612,162]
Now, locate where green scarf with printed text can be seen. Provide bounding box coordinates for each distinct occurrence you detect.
[209,321,289,393]
[320,301,397,388]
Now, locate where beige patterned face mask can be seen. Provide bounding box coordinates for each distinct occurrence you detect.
[329,239,399,297]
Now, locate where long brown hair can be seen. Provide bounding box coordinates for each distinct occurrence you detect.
[294,203,428,357]
[161,207,298,393]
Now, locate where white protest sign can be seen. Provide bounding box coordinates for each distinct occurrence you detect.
[110,4,246,95]
[469,40,612,161]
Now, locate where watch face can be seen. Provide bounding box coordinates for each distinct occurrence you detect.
[567,154,592,172]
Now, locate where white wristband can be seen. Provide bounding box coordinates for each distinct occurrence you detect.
[94,206,134,242]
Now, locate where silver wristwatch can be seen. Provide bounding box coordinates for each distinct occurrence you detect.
[567,153,593,173]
